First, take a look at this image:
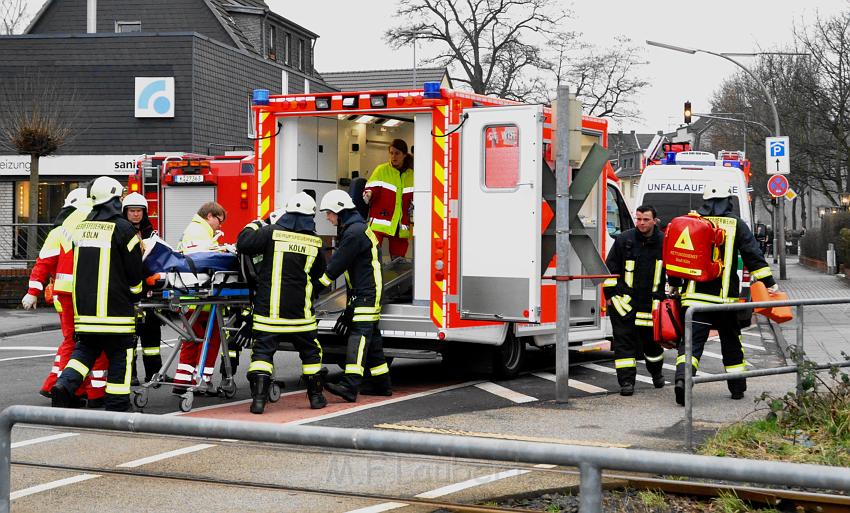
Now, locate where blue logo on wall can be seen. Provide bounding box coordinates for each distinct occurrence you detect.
[138,80,171,114]
[135,77,174,118]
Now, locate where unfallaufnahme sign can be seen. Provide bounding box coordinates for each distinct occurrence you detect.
[0,155,139,176]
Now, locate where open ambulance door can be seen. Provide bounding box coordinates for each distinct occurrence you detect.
[458,105,543,323]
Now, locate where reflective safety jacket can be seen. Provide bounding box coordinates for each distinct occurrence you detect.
[318,210,383,322]
[72,200,144,334]
[28,206,91,297]
[178,214,218,254]
[603,226,665,327]
[366,162,414,239]
[678,215,775,306]
[236,220,326,333]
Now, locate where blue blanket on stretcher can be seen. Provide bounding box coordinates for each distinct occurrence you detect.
[142,236,237,276]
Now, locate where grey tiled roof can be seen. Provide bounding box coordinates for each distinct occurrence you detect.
[322,67,450,91]
[207,0,257,53]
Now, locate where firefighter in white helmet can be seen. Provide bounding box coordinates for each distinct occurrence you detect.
[52,177,144,412]
[318,190,391,402]
[237,192,328,413]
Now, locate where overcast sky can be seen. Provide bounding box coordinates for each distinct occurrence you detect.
[274,0,848,135]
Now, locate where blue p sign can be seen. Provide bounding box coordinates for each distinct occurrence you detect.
[769,140,785,157]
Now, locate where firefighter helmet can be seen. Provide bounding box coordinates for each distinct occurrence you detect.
[703,180,734,200]
[269,209,285,224]
[90,176,124,206]
[63,187,89,208]
[285,192,316,215]
[319,190,355,213]
[122,192,148,210]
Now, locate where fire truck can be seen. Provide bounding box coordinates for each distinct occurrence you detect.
[127,152,255,248]
[247,83,634,376]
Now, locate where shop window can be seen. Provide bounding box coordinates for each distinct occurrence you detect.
[483,125,520,189]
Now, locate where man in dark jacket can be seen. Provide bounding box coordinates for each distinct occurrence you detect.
[317,189,389,402]
[52,176,144,412]
[237,192,328,413]
[671,180,778,405]
[603,205,667,396]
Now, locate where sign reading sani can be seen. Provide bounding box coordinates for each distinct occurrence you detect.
[135,77,175,118]
[663,212,725,282]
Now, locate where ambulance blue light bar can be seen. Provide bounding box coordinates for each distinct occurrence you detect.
[252,89,270,106]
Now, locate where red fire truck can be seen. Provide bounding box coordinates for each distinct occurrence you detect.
[246,84,634,376]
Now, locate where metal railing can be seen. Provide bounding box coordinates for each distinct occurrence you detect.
[2,405,850,513]
[0,223,52,266]
[684,297,850,449]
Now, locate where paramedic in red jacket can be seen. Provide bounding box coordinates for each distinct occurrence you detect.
[363,138,414,259]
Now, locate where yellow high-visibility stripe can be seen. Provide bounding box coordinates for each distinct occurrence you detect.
[302,363,322,375]
[66,359,89,377]
[142,347,160,356]
[352,314,380,322]
[105,347,133,396]
[75,324,136,334]
[75,315,135,324]
[127,235,140,253]
[253,322,317,333]
[615,358,636,368]
[603,278,618,287]
[129,281,143,294]
[635,319,653,327]
[345,364,364,376]
[269,242,283,318]
[370,363,389,376]
[253,314,316,325]
[652,260,663,292]
[248,360,274,374]
[97,248,109,317]
[636,312,653,319]
[353,306,381,314]
[645,353,666,362]
[676,354,699,369]
[750,267,772,280]
[303,254,316,320]
[666,264,702,277]
[366,228,383,308]
[725,363,747,373]
[624,260,634,287]
[319,274,332,286]
[355,335,366,369]
[707,216,737,299]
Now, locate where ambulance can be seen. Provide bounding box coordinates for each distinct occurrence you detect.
[247,83,634,377]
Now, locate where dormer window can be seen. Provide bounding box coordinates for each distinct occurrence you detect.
[267,25,276,60]
[115,21,141,33]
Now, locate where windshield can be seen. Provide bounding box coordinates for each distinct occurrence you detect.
[642,192,741,229]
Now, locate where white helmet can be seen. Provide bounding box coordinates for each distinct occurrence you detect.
[703,180,734,200]
[63,187,88,208]
[285,192,316,215]
[269,208,285,224]
[319,190,355,213]
[90,176,124,206]
[122,192,148,210]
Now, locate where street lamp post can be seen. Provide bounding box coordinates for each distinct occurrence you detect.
[647,40,789,279]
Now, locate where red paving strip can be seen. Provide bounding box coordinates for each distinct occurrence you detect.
[183,381,464,424]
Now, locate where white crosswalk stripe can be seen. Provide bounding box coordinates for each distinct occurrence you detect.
[532,372,607,393]
[581,363,655,384]
[475,382,537,403]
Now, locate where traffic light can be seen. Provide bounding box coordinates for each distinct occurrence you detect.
[684,101,692,124]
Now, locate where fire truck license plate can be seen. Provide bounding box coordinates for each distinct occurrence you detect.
[174,175,204,184]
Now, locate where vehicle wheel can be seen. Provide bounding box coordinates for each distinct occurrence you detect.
[180,394,194,412]
[492,329,525,380]
[268,382,281,403]
[220,379,237,399]
[132,390,148,409]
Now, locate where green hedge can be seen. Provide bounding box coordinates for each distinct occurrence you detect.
[800,211,850,265]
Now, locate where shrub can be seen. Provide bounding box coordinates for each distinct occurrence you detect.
[800,211,850,265]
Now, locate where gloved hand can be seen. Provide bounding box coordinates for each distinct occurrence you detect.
[21,293,37,310]
[222,243,237,253]
[231,319,254,349]
[767,284,780,294]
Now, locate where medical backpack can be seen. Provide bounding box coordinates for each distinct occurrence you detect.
[663,212,725,282]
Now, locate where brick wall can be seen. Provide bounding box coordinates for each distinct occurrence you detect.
[0,268,30,308]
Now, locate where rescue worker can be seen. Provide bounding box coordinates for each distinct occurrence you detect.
[672,180,777,405]
[236,192,328,413]
[24,188,110,407]
[121,192,166,385]
[363,139,414,260]
[603,205,667,396]
[318,190,390,401]
[173,201,228,395]
[51,176,144,412]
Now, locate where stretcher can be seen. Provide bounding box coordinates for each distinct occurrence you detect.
[133,270,255,412]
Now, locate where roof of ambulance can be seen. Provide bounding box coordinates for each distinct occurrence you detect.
[640,164,745,182]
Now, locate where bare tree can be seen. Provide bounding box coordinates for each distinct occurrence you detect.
[385,0,565,101]
[0,72,79,259]
[1,0,28,35]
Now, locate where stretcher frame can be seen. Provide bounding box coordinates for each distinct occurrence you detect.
[133,271,250,412]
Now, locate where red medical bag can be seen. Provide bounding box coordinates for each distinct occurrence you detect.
[653,298,683,349]
[663,212,725,282]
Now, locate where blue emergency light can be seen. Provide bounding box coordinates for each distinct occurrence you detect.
[252,89,270,106]
[423,81,442,99]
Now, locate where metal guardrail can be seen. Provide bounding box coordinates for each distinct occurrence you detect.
[2,405,850,513]
[684,297,850,450]
[0,223,52,266]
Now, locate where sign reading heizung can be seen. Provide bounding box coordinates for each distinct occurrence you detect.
[135,77,175,118]
[646,182,739,194]
[0,155,138,176]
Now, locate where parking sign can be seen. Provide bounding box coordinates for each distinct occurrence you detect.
[765,136,790,175]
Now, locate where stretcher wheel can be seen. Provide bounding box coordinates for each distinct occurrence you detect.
[268,382,281,403]
[220,379,237,399]
[132,390,148,409]
[180,394,194,412]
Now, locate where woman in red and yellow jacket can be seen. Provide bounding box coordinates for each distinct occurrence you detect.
[363,139,414,259]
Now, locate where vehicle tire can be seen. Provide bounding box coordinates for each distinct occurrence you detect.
[492,329,525,380]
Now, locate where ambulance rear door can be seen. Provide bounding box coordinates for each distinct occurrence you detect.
[458,105,543,323]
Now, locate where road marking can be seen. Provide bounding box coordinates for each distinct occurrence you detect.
[701,350,754,366]
[742,342,766,351]
[343,503,408,513]
[741,331,762,338]
[532,372,607,393]
[11,474,99,500]
[117,443,216,468]
[657,363,714,376]
[474,382,537,403]
[0,353,55,363]
[581,363,655,384]
[12,432,77,449]
[375,423,630,448]
[0,346,58,351]
[416,468,530,498]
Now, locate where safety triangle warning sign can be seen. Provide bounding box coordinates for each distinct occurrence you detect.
[674,227,694,250]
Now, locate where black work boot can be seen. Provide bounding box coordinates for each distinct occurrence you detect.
[249,373,271,414]
[619,384,635,396]
[306,369,328,410]
[325,375,359,402]
[728,378,746,400]
[360,373,393,397]
[652,374,666,389]
[50,385,72,408]
[674,379,685,406]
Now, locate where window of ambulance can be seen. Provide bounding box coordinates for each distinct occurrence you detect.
[642,192,741,229]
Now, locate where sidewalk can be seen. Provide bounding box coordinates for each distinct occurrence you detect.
[768,255,850,363]
[0,307,59,338]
